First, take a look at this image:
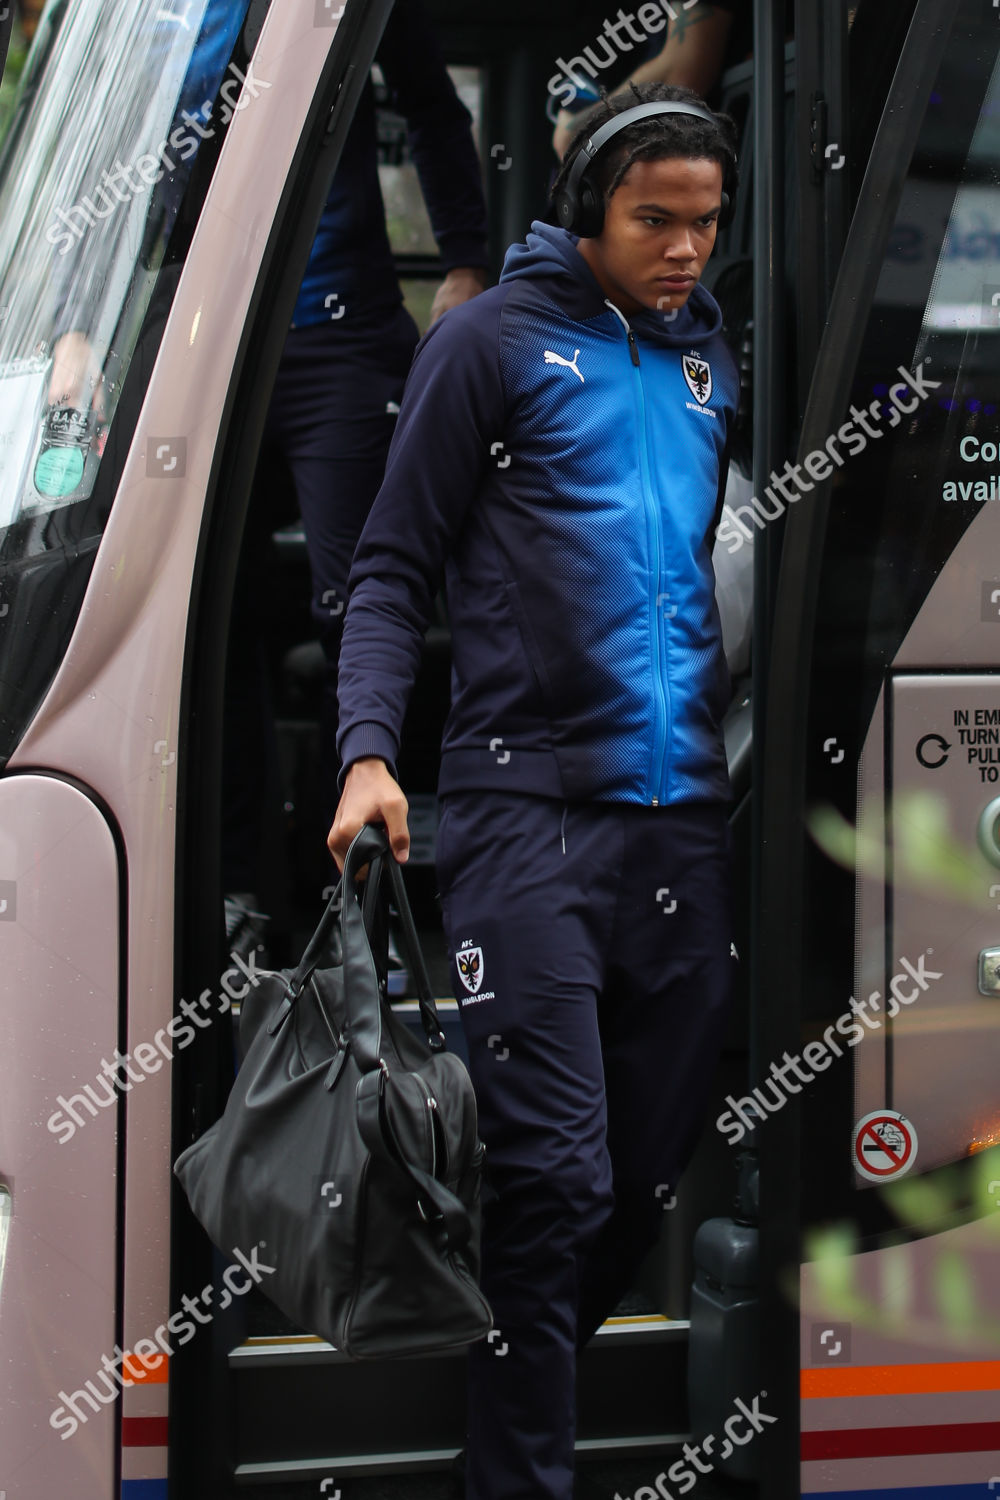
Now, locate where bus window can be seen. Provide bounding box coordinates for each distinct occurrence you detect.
[0,0,263,765]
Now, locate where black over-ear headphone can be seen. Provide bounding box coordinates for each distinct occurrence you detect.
[553,101,737,239]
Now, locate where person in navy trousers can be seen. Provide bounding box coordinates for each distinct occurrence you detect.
[221,0,489,940]
[329,82,740,1500]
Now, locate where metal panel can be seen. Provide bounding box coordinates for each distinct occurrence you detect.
[0,774,120,1499]
[871,673,1000,1170]
[800,1221,1000,1493]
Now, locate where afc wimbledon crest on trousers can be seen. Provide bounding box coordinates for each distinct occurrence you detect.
[455,939,495,1003]
[457,942,485,994]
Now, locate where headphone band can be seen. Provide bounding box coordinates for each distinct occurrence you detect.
[564,100,734,214]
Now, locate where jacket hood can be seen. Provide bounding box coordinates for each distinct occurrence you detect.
[499,219,723,348]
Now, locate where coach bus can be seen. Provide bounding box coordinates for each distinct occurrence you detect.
[0,0,997,1495]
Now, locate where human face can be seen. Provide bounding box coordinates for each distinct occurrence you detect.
[576,155,724,318]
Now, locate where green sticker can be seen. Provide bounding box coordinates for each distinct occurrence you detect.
[34,444,85,498]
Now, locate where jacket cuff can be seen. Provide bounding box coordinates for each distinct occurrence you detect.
[437,235,491,275]
[337,723,400,793]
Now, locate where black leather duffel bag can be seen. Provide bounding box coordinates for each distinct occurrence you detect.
[174,822,492,1358]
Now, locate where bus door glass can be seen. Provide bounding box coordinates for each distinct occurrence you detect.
[0,0,255,765]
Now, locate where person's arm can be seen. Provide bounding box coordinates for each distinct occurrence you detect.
[328,294,504,868]
[376,0,490,323]
[427,265,489,324]
[17,0,44,45]
[46,332,105,416]
[552,2,737,161]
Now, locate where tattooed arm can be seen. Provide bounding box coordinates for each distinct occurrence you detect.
[552,3,738,161]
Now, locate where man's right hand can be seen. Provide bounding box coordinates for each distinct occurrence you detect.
[327,757,410,873]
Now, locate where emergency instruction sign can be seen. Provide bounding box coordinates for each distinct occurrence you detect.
[853,1111,918,1182]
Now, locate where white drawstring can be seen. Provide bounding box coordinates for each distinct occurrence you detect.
[560,804,568,854]
[604,298,630,335]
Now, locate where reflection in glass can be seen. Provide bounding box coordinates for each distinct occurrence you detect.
[0,0,243,524]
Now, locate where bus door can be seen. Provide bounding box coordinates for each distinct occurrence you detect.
[0,3,392,1496]
[208,11,718,1488]
[758,0,1000,1491]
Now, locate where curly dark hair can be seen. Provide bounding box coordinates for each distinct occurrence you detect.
[550,81,739,215]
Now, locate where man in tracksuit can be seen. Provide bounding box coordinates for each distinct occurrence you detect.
[330,82,739,1500]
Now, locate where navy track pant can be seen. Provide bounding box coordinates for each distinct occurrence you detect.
[436,790,736,1500]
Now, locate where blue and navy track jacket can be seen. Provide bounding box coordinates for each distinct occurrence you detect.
[337,221,738,807]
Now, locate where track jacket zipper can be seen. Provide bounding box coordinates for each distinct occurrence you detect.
[605,299,669,805]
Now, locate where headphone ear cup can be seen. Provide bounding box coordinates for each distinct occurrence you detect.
[718,153,739,229]
[553,186,576,232]
[575,180,605,239]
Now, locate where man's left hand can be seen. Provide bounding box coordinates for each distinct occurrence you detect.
[429,266,488,325]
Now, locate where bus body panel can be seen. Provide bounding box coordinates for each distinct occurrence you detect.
[4,8,339,1493]
[801,1217,1000,1493]
[0,774,120,1497]
[895,501,1000,669]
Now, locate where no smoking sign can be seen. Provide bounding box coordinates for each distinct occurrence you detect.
[853,1111,918,1182]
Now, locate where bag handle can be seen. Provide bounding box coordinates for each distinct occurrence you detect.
[265,843,375,1036]
[267,823,445,1062]
[339,823,445,1070]
[356,1066,474,1254]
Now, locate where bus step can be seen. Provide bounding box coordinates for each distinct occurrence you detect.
[228,1315,690,1483]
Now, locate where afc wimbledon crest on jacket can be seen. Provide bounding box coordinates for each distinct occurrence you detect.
[683,352,713,406]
